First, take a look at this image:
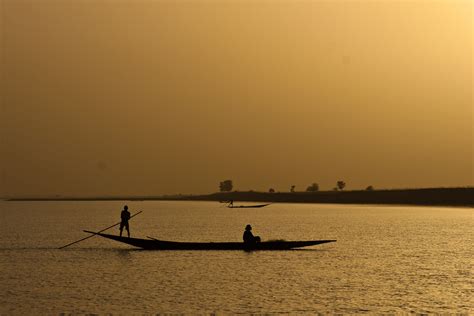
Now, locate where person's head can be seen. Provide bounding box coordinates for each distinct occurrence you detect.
[124,205,128,210]
[245,224,252,231]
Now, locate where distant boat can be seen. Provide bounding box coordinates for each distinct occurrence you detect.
[84,230,336,250]
[227,203,271,209]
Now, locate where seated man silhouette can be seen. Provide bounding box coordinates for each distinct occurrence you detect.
[243,224,261,244]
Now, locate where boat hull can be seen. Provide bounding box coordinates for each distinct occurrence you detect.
[227,204,270,208]
[84,231,336,250]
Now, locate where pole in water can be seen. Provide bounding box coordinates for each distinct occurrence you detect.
[59,210,143,249]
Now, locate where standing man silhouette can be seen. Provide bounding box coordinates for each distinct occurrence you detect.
[120,205,131,237]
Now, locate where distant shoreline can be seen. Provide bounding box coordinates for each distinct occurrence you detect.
[4,187,473,207]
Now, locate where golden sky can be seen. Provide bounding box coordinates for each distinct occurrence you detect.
[1,0,472,196]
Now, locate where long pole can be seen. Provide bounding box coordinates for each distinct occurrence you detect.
[59,211,143,249]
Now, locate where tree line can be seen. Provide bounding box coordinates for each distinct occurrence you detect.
[219,180,375,193]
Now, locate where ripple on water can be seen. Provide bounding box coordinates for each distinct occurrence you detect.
[0,201,472,314]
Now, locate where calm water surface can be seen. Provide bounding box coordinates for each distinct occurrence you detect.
[0,201,472,314]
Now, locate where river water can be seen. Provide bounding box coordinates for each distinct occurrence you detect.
[0,201,472,314]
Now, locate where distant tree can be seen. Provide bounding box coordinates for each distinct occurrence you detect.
[336,181,346,191]
[219,180,233,192]
[290,185,296,193]
[269,188,275,193]
[306,183,319,192]
[366,185,374,191]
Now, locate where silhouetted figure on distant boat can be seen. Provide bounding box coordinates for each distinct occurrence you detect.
[120,205,131,237]
[243,224,261,245]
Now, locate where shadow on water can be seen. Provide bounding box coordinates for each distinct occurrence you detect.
[63,247,143,253]
[75,248,332,253]
[287,248,330,252]
[0,246,333,253]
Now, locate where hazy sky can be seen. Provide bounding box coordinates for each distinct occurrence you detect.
[1,0,472,197]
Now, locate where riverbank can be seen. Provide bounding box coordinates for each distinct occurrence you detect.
[5,187,474,207]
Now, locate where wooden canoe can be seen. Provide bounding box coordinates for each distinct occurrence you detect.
[227,203,270,208]
[84,230,336,250]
